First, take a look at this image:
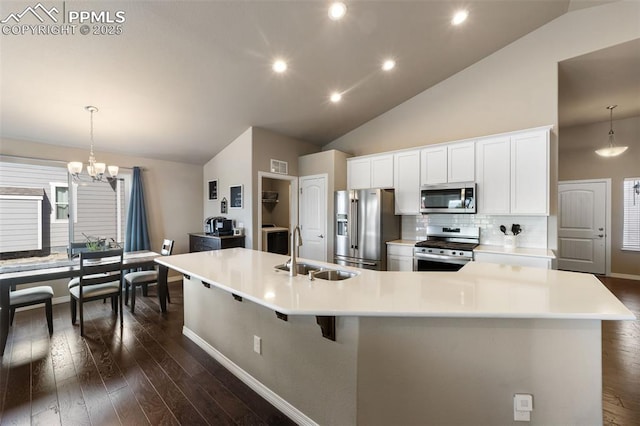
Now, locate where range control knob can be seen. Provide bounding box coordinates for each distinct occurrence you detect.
[451,252,457,255]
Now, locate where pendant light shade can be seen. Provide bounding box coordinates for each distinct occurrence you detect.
[595,105,628,157]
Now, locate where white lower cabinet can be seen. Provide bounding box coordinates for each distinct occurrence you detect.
[387,243,414,271]
[474,252,552,269]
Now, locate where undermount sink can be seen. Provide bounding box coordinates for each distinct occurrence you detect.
[274,262,357,281]
[274,262,321,275]
[311,269,358,281]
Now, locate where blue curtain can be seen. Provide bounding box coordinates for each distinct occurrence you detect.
[125,166,150,252]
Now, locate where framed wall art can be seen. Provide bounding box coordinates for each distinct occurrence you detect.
[208,180,218,200]
[230,184,243,209]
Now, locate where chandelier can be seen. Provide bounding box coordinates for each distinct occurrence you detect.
[595,105,628,157]
[67,106,118,181]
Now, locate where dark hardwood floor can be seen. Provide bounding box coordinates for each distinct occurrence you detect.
[599,276,640,426]
[1,277,638,425]
[0,283,295,425]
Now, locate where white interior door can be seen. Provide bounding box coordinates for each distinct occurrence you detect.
[299,175,327,262]
[557,181,607,274]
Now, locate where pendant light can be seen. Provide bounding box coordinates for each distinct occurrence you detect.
[595,105,628,157]
[67,106,119,181]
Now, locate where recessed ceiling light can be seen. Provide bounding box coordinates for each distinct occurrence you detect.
[330,92,342,103]
[328,2,347,21]
[452,10,468,25]
[272,59,287,73]
[382,59,396,71]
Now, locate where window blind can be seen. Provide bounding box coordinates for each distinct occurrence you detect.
[623,177,640,250]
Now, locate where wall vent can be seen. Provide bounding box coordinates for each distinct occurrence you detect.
[270,159,288,175]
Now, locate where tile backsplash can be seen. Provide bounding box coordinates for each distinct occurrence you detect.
[401,214,548,249]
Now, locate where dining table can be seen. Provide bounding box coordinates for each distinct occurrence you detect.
[0,250,168,356]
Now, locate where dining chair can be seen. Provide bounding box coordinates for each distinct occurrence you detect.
[10,285,54,336]
[124,239,174,313]
[69,248,123,336]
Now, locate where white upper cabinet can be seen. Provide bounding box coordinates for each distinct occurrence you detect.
[370,154,394,188]
[475,128,549,215]
[421,141,475,185]
[447,141,475,183]
[510,130,549,215]
[347,158,371,189]
[347,154,393,189]
[393,150,421,215]
[476,136,511,214]
[346,126,550,216]
[420,146,447,185]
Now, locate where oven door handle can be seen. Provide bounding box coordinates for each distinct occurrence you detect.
[414,252,470,263]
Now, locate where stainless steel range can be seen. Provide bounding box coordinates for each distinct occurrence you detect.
[413,226,480,272]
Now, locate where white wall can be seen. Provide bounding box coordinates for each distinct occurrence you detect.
[203,128,253,246]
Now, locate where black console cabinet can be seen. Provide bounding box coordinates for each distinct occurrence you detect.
[189,233,245,253]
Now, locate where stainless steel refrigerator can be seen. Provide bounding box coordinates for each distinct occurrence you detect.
[334,189,400,271]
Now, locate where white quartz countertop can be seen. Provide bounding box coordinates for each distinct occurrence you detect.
[474,245,556,258]
[156,248,634,320]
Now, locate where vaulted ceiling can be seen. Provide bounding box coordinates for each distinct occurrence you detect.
[559,38,640,128]
[0,0,622,164]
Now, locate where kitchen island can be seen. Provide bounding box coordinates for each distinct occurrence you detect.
[156,248,634,426]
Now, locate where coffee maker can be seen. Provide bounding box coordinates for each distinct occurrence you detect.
[205,217,233,236]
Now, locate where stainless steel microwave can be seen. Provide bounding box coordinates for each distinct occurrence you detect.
[420,183,476,214]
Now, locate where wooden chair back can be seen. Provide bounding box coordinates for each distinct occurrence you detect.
[79,249,124,291]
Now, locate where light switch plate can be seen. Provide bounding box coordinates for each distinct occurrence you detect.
[514,394,533,421]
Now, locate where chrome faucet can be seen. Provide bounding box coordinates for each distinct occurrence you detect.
[289,225,303,277]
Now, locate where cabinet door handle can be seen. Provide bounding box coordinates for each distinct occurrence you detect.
[318,234,324,238]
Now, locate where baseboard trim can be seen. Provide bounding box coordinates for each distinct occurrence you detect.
[182,326,318,426]
[609,273,640,281]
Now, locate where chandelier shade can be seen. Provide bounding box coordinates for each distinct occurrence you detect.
[67,106,118,181]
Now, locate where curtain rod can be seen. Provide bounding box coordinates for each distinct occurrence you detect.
[0,154,144,171]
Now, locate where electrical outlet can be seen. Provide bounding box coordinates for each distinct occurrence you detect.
[253,335,261,354]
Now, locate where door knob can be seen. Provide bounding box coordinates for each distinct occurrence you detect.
[318,234,324,238]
